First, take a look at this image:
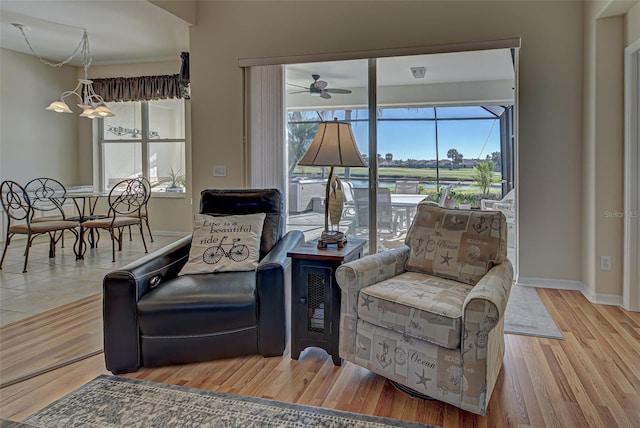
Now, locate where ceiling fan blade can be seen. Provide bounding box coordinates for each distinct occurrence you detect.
[320,91,332,99]
[286,83,310,89]
[288,90,308,94]
[324,88,352,94]
[314,80,328,90]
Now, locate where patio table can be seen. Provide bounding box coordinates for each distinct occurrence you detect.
[390,194,428,230]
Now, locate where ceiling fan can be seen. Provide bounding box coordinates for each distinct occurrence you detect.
[287,74,352,99]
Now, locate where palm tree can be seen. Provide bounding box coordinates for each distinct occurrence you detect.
[473,161,496,198]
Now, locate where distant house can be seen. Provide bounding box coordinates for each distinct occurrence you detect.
[461,159,481,168]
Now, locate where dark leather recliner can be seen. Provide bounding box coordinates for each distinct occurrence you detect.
[103,189,304,374]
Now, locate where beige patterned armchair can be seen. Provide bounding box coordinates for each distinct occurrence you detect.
[335,204,513,415]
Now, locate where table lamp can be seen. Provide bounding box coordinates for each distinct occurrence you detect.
[297,118,367,248]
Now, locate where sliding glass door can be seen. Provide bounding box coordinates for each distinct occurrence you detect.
[285,59,372,250]
[282,47,517,265]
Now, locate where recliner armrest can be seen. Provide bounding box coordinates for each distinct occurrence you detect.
[103,235,191,374]
[106,234,192,299]
[255,230,304,356]
[257,230,304,272]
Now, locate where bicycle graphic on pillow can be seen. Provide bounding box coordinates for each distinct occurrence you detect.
[203,236,250,264]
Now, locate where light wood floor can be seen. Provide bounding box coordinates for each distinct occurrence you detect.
[1,285,639,427]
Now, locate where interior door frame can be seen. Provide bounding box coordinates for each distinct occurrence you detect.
[623,38,640,312]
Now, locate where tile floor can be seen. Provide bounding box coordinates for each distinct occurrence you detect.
[0,232,185,327]
[0,212,515,327]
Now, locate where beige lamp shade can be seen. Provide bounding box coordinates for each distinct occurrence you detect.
[297,119,367,168]
[46,101,73,113]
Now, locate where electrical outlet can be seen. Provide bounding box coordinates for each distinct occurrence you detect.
[213,165,226,177]
[600,255,612,271]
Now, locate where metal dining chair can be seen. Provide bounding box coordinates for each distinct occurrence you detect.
[127,177,153,242]
[0,180,79,273]
[24,178,69,222]
[81,178,148,262]
[25,177,73,247]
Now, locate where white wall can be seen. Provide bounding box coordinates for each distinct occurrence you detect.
[189,0,584,282]
[0,48,79,185]
[628,1,640,44]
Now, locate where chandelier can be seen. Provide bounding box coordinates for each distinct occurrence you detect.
[13,23,114,119]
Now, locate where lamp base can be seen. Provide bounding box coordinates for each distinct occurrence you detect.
[317,231,347,249]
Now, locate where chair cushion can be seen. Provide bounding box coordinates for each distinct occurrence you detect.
[82,216,140,228]
[137,271,257,336]
[358,271,474,349]
[178,213,265,275]
[405,204,507,285]
[10,220,78,233]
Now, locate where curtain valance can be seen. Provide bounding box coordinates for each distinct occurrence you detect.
[92,52,190,102]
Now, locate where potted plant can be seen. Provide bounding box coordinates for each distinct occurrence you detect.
[166,167,185,193]
[444,190,457,209]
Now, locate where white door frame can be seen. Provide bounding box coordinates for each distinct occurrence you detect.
[623,38,640,312]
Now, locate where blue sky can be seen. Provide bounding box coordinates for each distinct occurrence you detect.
[351,118,500,161]
[306,106,502,162]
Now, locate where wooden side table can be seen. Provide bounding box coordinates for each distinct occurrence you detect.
[287,238,366,366]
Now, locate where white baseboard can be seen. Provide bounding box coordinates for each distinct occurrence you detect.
[517,277,623,307]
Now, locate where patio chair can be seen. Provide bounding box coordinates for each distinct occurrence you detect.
[481,188,516,248]
[395,180,419,194]
[81,178,148,262]
[342,180,356,218]
[0,180,79,273]
[352,187,398,236]
[481,188,515,211]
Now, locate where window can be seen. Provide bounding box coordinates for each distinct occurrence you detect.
[99,99,186,193]
[288,106,506,203]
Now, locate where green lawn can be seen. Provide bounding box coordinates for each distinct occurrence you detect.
[292,166,503,207]
[293,166,501,182]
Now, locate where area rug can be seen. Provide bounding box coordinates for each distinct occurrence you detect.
[23,375,437,428]
[504,285,564,339]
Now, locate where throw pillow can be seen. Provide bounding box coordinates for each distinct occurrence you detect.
[404,204,507,285]
[179,212,266,275]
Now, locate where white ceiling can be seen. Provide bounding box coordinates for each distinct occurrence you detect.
[286,49,514,90]
[285,50,515,108]
[0,0,189,65]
